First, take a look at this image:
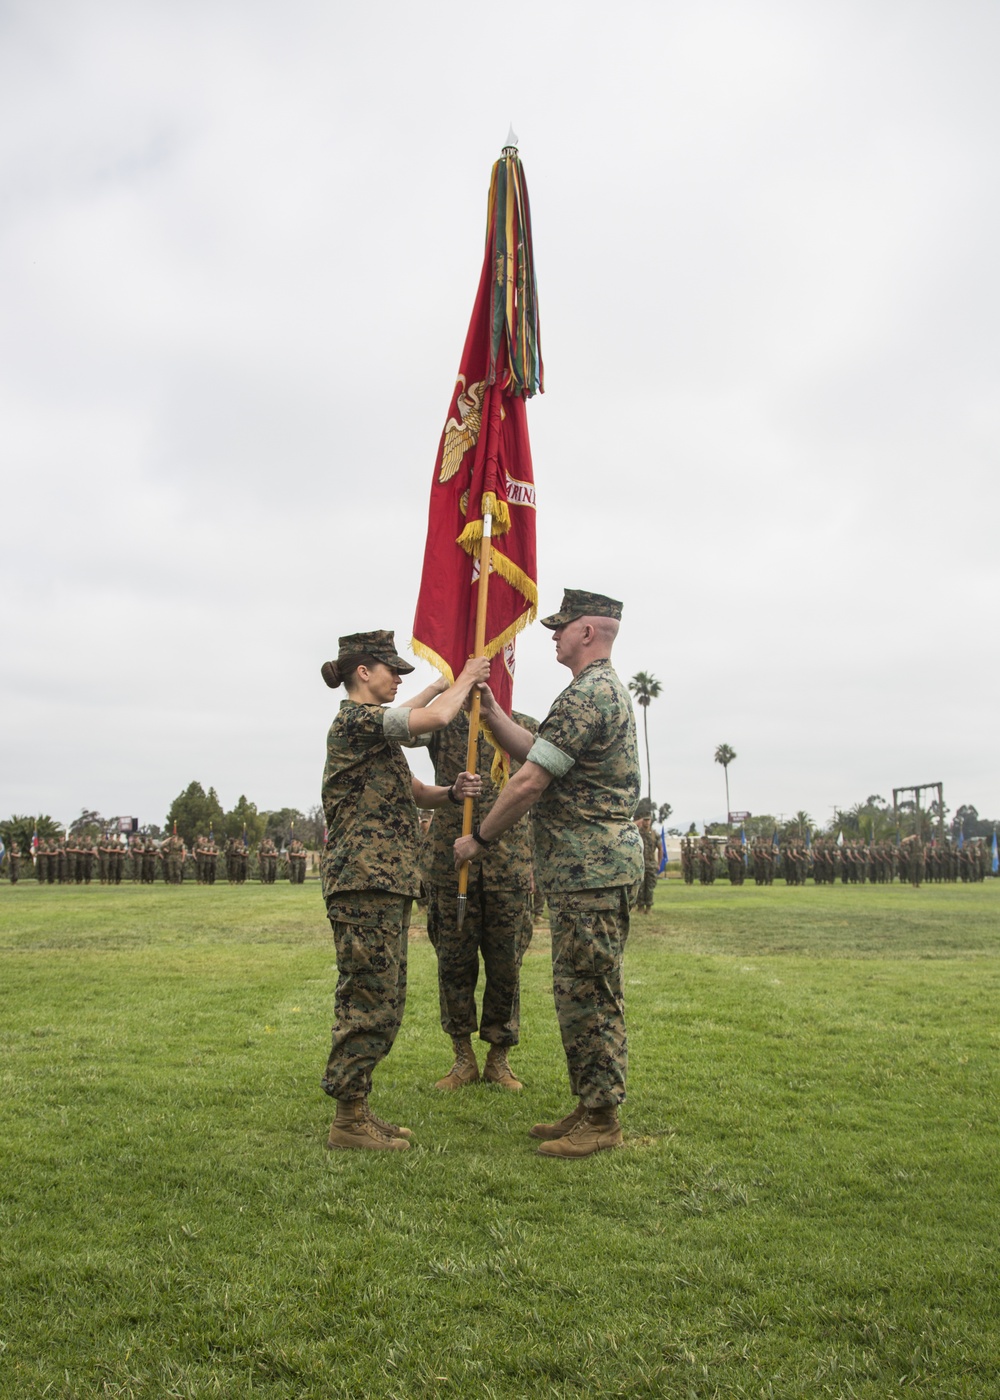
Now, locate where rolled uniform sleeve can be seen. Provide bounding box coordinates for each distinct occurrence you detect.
[383,707,431,748]
[526,735,575,778]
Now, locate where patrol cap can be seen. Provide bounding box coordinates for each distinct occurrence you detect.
[321,628,415,687]
[539,588,624,630]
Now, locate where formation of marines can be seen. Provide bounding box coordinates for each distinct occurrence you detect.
[676,835,993,888]
[8,833,314,885]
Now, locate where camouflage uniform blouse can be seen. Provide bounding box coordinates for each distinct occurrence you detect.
[423,711,539,892]
[321,701,429,899]
[527,659,644,893]
[642,825,661,873]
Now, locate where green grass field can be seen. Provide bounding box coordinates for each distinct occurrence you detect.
[1,880,998,1398]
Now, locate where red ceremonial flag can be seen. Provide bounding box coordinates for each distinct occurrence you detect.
[412,144,543,731]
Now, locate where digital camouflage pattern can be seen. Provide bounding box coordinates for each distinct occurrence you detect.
[641,824,660,873]
[539,588,623,628]
[258,837,278,884]
[321,701,424,899]
[321,892,411,1100]
[287,837,307,883]
[529,657,641,1107]
[161,834,185,884]
[547,886,630,1108]
[423,712,538,891]
[425,881,532,1045]
[530,659,643,893]
[423,711,538,1046]
[331,628,414,674]
[635,822,660,911]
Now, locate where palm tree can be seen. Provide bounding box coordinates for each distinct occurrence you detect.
[714,743,737,824]
[628,671,662,804]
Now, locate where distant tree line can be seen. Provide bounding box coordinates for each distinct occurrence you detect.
[164,783,324,850]
[1,784,324,855]
[694,793,997,843]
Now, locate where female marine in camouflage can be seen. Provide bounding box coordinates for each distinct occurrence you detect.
[319,629,488,1153]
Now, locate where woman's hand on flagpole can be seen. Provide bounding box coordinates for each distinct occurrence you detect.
[407,658,491,734]
[451,770,482,801]
[455,656,491,689]
[412,770,482,809]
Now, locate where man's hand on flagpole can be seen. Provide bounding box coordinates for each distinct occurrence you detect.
[472,686,537,764]
[473,682,499,718]
[453,832,483,866]
[453,761,552,870]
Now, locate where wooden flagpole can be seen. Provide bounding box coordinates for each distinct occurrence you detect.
[456,510,493,929]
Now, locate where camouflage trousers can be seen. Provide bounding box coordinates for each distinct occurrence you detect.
[636,870,658,911]
[547,886,630,1110]
[425,879,532,1046]
[321,892,411,1101]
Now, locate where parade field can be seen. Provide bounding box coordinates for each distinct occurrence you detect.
[1,882,998,1399]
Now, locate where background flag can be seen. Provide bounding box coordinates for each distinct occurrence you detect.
[412,145,542,727]
[992,830,998,875]
[0,836,5,864]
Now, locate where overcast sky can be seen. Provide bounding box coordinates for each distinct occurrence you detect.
[2,0,998,835]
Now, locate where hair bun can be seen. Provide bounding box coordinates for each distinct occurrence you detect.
[321,660,342,688]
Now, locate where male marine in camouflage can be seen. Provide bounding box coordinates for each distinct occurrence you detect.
[454,589,643,1159]
[287,837,307,883]
[634,812,661,911]
[258,837,278,884]
[424,709,538,1092]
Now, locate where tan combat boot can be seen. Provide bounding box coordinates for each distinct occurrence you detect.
[365,1101,413,1139]
[535,1106,623,1158]
[529,1099,586,1141]
[326,1098,410,1151]
[483,1045,523,1091]
[434,1036,480,1090]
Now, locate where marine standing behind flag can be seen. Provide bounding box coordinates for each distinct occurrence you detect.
[412,139,542,740]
